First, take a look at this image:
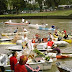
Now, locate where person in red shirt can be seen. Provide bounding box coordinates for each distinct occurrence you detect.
[47,38,54,48]
[14,55,28,72]
[10,51,17,71]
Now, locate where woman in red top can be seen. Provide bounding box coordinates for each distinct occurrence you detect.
[15,55,28,72]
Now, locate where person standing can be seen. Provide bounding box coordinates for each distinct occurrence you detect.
[10,51,17,71]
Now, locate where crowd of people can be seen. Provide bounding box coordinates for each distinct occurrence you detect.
[1,24,71,72]
[9,51,40,72]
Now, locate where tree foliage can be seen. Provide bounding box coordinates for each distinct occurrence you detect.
[35,0,44,12]
[7,0,27,14]
[0,0,7,14]
[45,0,72,9]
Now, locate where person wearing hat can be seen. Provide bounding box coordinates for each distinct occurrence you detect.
[15,55,28,72]
[52,45,61,55]
[10,51,17,71]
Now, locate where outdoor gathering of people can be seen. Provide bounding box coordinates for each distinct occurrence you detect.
[0,20,72,72]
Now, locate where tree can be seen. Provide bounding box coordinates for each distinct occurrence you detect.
[45,0,55,10]
[9,0,27,14]
[33,3,39,10]
[54,0,61,7]
[35,0,44,12]
[0,0,7,14]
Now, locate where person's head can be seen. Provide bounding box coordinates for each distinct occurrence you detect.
[19,55,28,65]
[50,38,52,41]
[24,34,26,37]
[35,33,39,39]
[54,45,57,48]
[12,51,17,57]
[48,32,51,35]
[17,27,18,29]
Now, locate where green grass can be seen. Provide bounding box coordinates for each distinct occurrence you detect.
[0,9,72,17]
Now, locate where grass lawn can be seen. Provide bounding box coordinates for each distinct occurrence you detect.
[0,9,72,17]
